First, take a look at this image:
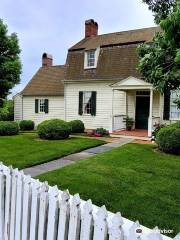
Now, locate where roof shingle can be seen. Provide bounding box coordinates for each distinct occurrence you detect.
[22,65,65,96]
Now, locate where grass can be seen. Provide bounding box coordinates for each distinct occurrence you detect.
[0,133,104,169]
[38,144,180,237]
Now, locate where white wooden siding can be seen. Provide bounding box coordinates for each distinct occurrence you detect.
[65,82,125,131]
[23,96,64,126]
[14,94,23,121]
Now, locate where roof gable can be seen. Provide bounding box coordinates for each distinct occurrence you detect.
[110,76,153,89]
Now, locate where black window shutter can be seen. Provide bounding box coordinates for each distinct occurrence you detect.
[91,91,97,116]
[35,99,39,113]
[163,90,170,120]
[44,99,49,114]
[79,92,83,115]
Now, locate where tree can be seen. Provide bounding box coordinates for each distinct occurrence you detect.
[138,0,180,110]
[0,19,22,107]
[142,0,176,24]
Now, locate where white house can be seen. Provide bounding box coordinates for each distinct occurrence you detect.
[14,19,180,137]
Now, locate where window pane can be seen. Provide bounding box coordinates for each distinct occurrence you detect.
[87,51,95,67]
[83,92,92,114]
[39,99,45,112]
[170,90,180,119]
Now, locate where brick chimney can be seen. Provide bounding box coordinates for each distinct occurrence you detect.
[42,53,53,67]
[85,19,98,38]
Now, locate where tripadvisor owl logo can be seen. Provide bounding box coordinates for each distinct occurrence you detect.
[135,227,143,237]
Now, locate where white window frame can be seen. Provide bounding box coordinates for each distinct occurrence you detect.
[83,91,92,115]
[39,99,45,113]
[84,47,100,69]
[170,90,180,120]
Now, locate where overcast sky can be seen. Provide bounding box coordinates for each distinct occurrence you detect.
[0,0,155,97]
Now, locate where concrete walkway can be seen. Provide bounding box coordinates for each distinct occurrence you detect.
[23,137,133,177]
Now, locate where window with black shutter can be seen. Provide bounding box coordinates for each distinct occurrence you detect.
[79,91,96,116]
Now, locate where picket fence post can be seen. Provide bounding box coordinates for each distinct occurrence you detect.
[57,190,70,240]
[0,164,5,240]
[93,206,108,240]
[14,171,24,240]
[4,166,12,240]
[109,212,124,240]
[147,227,163,240]
[68,194,81,240]
[9,168,19,240]
[29,179,41,240]
[80,199,93,240]
[21,175,32,240]
[38,182,49,240]
[46,186,59,240]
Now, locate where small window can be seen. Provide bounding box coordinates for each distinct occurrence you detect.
[170,90,180,119]
[83,92,92,114]
[39,99,45,113]
[87,51,95,67]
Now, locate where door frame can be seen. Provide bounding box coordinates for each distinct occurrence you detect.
[135,91,150,129]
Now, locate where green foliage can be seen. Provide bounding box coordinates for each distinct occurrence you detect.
[19,120,34,131]
[138,1,180,105]
[37,119,71,140]
[0,121,19,136]
[0,100,14,121]
[142,0,176,24]
[169,120,180,128]
[152,123,166,138]
[123,116,134,130]
[0,19,21,105]
[156,123,180,154]
[95,128,109,136]
[69,120,85,133]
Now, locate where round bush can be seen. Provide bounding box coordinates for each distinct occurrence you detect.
[37,119,71,140]
[69,120,85,133]
[19,120,34,131]
[95,128,109,136]
[0,121,19,136]
[156,126,180,155]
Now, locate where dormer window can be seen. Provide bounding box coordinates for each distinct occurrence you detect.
[87,51,95,67]
[84,48,100,69]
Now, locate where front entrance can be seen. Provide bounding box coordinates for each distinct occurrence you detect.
[135,96,150,129]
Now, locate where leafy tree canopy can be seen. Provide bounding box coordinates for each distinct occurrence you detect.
[142,0,176,24]
[0,19,22,107]
[138,0,180,107]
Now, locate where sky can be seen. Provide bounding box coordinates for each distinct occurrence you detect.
[0,0,155,98]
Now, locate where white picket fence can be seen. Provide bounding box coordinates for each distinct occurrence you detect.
[0,163,179,240]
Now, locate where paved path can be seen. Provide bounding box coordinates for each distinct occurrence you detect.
[23,137,133,177]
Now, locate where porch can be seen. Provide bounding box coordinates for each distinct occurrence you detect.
[110,77,163,137]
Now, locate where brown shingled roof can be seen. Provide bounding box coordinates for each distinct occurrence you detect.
[66,26,160,81]
[22,65,65,96]
[69,26,160,50]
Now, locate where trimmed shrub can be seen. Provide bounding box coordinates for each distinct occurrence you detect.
[37,119,71,140]
[0,121,19,136]
[169,121,180,129]
[69,120,85,133]
[156,126,180,155]
[95,128,109,136]
[19,120,34,131]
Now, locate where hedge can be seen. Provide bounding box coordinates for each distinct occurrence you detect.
[37,119,71,140]
[0,121,19,136]
[19,120,34,131]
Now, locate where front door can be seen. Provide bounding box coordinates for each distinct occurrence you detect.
[135,96,150,129]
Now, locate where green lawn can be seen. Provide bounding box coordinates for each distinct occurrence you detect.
[0,133,104,169]
[38,144,180,237]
